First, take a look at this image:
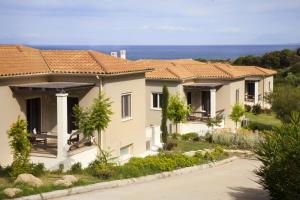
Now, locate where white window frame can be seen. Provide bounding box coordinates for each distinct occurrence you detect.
[121,93,132,121]
[151,92,163,110]
[120,144,133,160]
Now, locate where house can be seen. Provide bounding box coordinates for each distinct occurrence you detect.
[136,59,276,138]
[0,45,152,169]
[0,45,276,169]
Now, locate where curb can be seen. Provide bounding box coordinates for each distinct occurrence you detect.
[14,156,238,200]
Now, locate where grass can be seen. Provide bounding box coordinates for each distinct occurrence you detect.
[245,112,282,130]
[173,140,221,152]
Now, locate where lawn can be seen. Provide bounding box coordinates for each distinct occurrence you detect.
[245,112,282,130]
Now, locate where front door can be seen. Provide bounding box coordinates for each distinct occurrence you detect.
[26,98,41,134]
[67,97,79,134]
[202,91,211,116]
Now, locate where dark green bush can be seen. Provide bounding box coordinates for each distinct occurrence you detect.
[170,133,181,140]
[246,122,273,131]
[244,105,252,112]
[205,132,212,143]
[30,163,46,177]
[69,162,82,174]
[256,112,300,200]
[252,104,262,115]
[181,132,199,141]
[163,140,178,150]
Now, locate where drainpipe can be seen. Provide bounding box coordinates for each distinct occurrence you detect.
[96,75,103,151]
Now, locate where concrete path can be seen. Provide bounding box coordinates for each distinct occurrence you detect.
[52,158,269,200]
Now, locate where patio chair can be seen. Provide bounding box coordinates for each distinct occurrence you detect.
[30,128,47,145]
[67,130,91,151]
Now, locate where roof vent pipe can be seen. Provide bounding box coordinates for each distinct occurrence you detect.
[120,50,126,59]
[111,52,118,58]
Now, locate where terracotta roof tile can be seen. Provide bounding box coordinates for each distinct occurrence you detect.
[137,59,276,80]
[0,45,151,77]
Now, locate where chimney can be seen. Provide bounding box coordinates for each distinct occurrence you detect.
[120,50,126,59]
[111,51,118,58]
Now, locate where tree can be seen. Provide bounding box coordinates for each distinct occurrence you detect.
[73,93,113,162]
[261,51,281,68]
[255,112,300,199]
[297,48,300,56]
[232,55,262,66]
[270,85,300,123]
[7,117,31,177]
[160,86,169,145]
[167,94,191,133]
[229,103,245,130]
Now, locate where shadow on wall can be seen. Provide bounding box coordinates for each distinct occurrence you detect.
[228,187,269,200]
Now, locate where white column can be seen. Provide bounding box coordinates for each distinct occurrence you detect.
[56,93,68,159]
[210,89,216,118]
[254,81,259,104]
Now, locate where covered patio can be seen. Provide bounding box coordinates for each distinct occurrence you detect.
[10,82,95,157]
[184,83,224,122]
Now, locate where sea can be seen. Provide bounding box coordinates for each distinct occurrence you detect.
[31,44,300,60]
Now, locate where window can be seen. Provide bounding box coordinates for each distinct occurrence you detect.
[235,89,240,103]
[152,93,163,109]
[268,81,271,92]
[120,144,132,158]
[187,92,192,106]
[121,93,131,119]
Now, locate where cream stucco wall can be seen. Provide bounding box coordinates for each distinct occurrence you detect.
[145,80,180,127]
[0,73,147,166]
[102,73,147,158]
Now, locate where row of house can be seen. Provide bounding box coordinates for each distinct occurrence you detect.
[0,45,276,169]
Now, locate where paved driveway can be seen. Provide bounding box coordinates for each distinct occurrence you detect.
[52,158,269,200]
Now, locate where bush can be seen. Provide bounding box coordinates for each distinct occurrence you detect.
[203,146,228,162]
[211,130,263,150]
[170,133,181,140]
[69,162,82,174]
[117,153,200,179]
[256,112,300,199]
[205,132,213,143]
[252,104,262,115]
[30,163,46,177]
[7,118,31,178]
[244,105,252,112]
[181,132,199,141]
[246,122,273,131]
[163,140,178,151]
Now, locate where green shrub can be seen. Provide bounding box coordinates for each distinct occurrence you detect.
[170,133,181,140]
[93,164,115,179]
[69,162,82,174]
[256,112,300,199]
[246,122,273,131]
[194,151,204,160]
[52,163,64,174]
[211,130,263,150]
[181,132,199,141]
[117,153,200,179]
[205,132,213,143]
[204,146,228,162]
[244,105,252,112]
[30,163,46,177]
[7,118,31,178]
[252,104,262,115]
[163,140,178,151]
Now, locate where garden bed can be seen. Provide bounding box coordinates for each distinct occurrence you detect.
[0,147,229,199]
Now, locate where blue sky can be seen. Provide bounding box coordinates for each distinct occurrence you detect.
[0,0,299,45]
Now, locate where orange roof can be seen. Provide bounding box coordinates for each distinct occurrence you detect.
[137,59,276,80]
[0,45,151,77]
